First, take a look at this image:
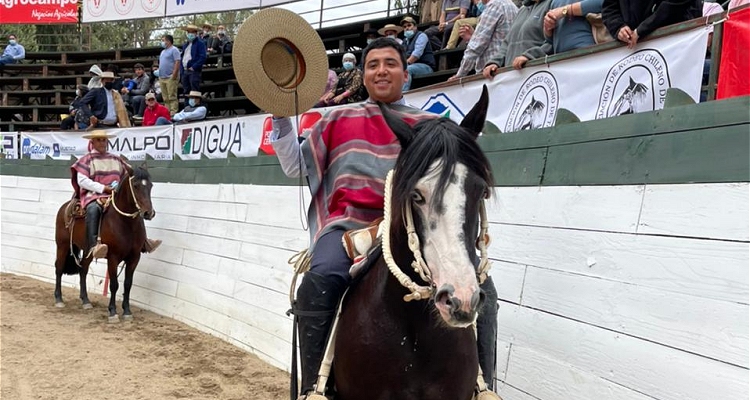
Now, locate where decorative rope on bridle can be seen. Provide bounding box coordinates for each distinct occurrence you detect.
[110,176,142,219]
[380,169,493,303]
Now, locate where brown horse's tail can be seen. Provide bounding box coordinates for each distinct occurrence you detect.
[62,246,81,275]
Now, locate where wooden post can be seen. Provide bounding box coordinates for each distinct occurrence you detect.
[706,21,723,101]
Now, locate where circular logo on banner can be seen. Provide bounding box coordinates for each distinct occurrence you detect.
[115,0,135,15]
[141,0,162,12]
[505,71,559,132]
[596,49,671,119]
[87,0,107,17]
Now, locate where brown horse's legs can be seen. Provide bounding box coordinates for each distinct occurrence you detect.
[107,258,120,321]
[79,260,92,309]
[121,256,140,320]
[54,246,67,307]
[476,276,498,390]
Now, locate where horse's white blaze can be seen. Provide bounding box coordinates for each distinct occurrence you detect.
[415,162,479,323]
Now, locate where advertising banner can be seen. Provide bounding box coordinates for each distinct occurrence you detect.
[0,0,78,24]
[166,0,299,17]
[1,133,19,159]
[174,115,262,160]
[405,27,709,133]
[82,0,165,23]
[20,126,174,160]
[717,7,750,99]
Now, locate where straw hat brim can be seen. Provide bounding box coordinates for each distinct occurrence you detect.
[82,130,116,139]
[233,8,329,117]
[378,25,404,36]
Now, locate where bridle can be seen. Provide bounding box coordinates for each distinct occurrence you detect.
[380,169,492,303]
[110,176,145,219]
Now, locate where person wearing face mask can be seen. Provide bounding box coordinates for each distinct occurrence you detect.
[79,71,132,129]
[400,16,436,92]
[180,25,207,96]
[61,85,92,130]
[200,22,214,45]
[87,64,103,90]
[158,35,182,115]
[209,24,233,54]
[377,24,404,45]
[316,53,365,107]
[157,91,207,125]
[0,34,25,66]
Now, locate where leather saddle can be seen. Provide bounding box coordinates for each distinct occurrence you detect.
[63,197,85,228]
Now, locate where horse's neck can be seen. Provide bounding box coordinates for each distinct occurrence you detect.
[113,178,137,213]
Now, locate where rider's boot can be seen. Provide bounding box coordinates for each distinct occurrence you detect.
[85,202,108,259]
[295,271,347,400]
[475,276,502,399]
[142,238,162,253]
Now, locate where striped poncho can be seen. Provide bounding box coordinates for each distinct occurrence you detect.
[302,102,437,251]
[71,151,128,208]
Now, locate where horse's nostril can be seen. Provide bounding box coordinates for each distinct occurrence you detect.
[435,284,455,307]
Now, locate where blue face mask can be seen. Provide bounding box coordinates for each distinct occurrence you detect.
[9,40,17,46]
[476,2,485,14]
[404,30,415,39]
[160,41,167,48]
[366,38,375,45]
[343,61,354,70]
[187,33,196,41]
[188,98,196,107]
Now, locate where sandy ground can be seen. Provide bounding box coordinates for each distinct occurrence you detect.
[0,273,289,400]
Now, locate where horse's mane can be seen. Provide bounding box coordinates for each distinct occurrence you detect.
[392,117,493,216]
[131,166,151,181]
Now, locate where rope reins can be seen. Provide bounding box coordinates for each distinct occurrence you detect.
[380,169,492,303]
[110,176,142,219]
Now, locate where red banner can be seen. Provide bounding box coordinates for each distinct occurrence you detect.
[0,0,78,24]
[717,7,750,99]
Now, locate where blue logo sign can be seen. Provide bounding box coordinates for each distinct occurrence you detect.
[419,93,465,119]
[21,137,52,158]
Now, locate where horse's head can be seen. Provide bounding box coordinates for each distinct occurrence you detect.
[121,163,156,220]
[380,86,493,327]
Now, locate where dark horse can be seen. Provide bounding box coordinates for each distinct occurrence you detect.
[54,165,155,323]
[332,87,495,400]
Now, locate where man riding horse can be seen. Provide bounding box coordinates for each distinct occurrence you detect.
[71,129,161,259]
[265,37,499,399]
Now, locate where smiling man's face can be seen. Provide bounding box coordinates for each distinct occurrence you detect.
[363,47,408,103]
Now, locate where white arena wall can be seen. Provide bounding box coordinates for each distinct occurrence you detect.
[1,175,748,400]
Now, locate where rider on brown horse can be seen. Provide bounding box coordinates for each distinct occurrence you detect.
[71,129,161,258]
[271,38,499,399]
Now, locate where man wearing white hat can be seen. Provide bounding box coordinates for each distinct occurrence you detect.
[79,71,131,129]
[71,130,161,258]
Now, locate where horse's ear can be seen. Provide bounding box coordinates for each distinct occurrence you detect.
[140,161,148,170]
[378,101,415,149]
[460,85,490,139]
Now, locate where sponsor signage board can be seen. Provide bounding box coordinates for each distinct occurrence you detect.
[0,0,78,24]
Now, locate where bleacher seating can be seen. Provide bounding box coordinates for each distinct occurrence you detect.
[0,12,462,132]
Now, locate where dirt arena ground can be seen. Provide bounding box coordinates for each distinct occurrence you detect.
[0,273,289,400]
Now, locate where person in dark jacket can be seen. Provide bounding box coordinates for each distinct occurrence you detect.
[180,24,207,95]
[61,85,91,130]
[400,16,436,92]
[122,63,151,117]
[79,71,131,128]
[602,0,702,48]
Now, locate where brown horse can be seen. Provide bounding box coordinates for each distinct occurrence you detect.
[54,165,155,323]
[331,88,495,399]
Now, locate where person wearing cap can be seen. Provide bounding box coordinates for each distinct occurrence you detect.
[79,71,131,129]
[0,34,25,66]
[180,24,207,96]
[378,23,404,45]
[157,91,206,125]
[158,35,182,115]
[142,93,171,127]
[269,37,499,399]
[88,64,103,90]
[71,130,161,258]
[316,53,364,107]
[400,16,436,91]
[124,63,151,118]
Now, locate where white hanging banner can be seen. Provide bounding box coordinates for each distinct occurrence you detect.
[174,115,263,160]
[166,0,300,17]
[83,0,166,23]
[405,27,709,133]
[2,133,19,159]
[20,127,174,160]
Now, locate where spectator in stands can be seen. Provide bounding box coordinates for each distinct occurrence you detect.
[149,62,163,102]
[0,34,25,66]
[209,25,233,55]
[729,0,749,8]
[363,28,381,46]
[378,24,404,45]
[158,34,181,115]
[80,71,131,129]
[201,22,214,45]
[156,91,207,125]
[317,53,365,106]
[602,0,702,49]
[543,0,603,53]
[400,16,436,91]
[422,0,444,23]
[123,63,151,118]
[445,0,485,49]
[325,69,338,94]
[181,25,207,95]
[106,64,127,92]
[424,0,471,49]
[142,93,171,126]
[61,85,91,130]
[88,64,103,90]
[448,0,519,81]
[482,0,553,76]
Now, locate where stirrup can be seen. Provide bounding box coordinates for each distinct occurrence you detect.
[297,393,331,400]
[88,243,108,259]
[144,238,162,253]
[474,389,502,400]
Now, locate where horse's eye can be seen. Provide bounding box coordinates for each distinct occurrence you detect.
[411,191,425,205]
